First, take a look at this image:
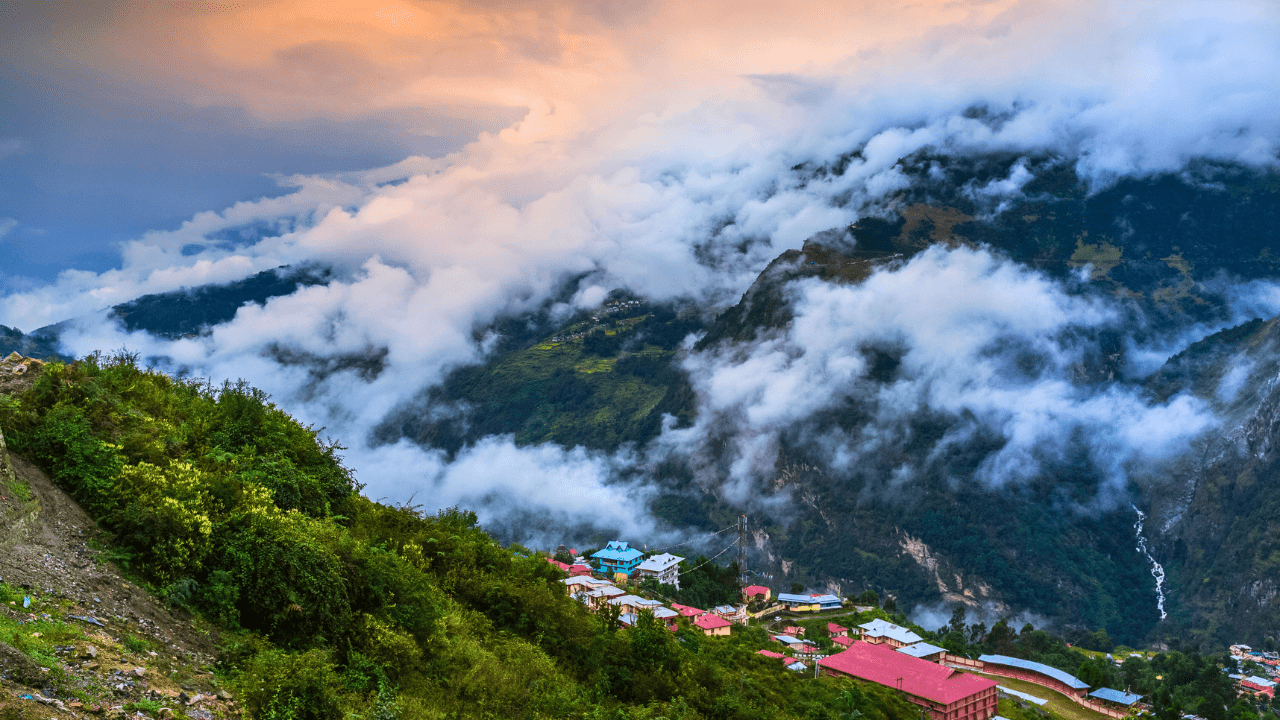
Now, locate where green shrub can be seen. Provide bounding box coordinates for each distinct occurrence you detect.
[122,635,151,654]
[111,461,214,581]
[237,648,346,720]
[12,403,122,513]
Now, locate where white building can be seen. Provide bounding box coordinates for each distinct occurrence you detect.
[858,618,923,647]
[633,553,684,588]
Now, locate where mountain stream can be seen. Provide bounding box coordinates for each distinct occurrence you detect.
[1132,504,1167,621]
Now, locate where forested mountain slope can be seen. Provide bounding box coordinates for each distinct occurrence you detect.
[0,354,924,720]
[9,155,1279,653]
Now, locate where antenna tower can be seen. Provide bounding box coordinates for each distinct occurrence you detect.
[737,514,747,585]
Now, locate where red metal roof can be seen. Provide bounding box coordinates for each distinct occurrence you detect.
[743,585,770,596]
[820,641,996,705]
[1241,680,1276,697]
[832,636,854,647]
[828,623,848,633]
[756,650,786,659]
[671,603,705,617]
[694,615,732,630]
[546,558,570,572]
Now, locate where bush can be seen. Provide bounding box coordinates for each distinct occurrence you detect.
[237,648,346,720]
[111,461,214,581]
[12,404,122,513]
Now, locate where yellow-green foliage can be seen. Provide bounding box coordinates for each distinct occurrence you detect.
[113,461,214,580]
[0,355,926,720]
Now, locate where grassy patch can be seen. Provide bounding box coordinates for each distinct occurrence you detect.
[973,670,1110,720]
[1069,237,1123,277]
[123,634,151,654]
[574,357,615,374]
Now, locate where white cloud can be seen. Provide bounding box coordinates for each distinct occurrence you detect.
[671,246,1218,499]
[2,0,1273,533]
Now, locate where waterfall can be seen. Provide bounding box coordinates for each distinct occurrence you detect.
[1131,504,1167,621]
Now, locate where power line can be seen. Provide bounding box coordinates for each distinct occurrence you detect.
[675,535,740,578]
[647,523,738,554]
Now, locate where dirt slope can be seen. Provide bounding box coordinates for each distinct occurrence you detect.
[0,366,235,718]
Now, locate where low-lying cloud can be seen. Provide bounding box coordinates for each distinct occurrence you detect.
[1,0,1277,545]
[667,246,1218,511]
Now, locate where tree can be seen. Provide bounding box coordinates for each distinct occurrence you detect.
[791,582,805,594]
[1077,657,1114,690]
[602,602,623,632]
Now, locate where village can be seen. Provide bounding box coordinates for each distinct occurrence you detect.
[545,540,1279,720]
[548,299,647,343]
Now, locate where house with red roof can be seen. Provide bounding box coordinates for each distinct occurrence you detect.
[832,635,855,648]
[743,585,771,601]
[694,614,732,636]
[756,650,787,660]
[827,623,849,637]
[546,558,571,572]
[1240,677,1276,698]
[820,641,998,720]
[568,563,594,576]
[670,603,705,618]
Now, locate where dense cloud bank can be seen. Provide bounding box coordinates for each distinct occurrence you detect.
[2,0,1278,542]
[666,247,1219,513]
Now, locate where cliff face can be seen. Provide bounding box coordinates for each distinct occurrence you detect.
[1139,319,1280,648]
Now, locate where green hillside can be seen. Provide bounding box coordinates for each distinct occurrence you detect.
[0,354,922,720]
[374,300,701,454]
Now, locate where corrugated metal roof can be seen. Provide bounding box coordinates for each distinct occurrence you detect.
[592,541,644,563]
[670,603,704,617]
[897,642,946,658]
[652,607,678,619]
[978,655,1090,689]
[822,641,997,704]
[694,614,731,630]
[778,593,817,604]
[635,553,683,572]
[1089,688,1143,705]
[859,619,923,645]
[774,634,802,644]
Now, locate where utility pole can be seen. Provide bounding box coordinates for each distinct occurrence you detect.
[737,514,747,586]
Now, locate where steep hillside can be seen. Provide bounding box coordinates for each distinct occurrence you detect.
[12,155,1279,652]
[0,354,926,720]
[1138,318,1280,649]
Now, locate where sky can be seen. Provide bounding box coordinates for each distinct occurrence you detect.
[1,0,1278,550]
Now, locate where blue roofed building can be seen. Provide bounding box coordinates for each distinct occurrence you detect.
[1088,688,1143,707]
[591,541,645,577]
[978,655,1090,698]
